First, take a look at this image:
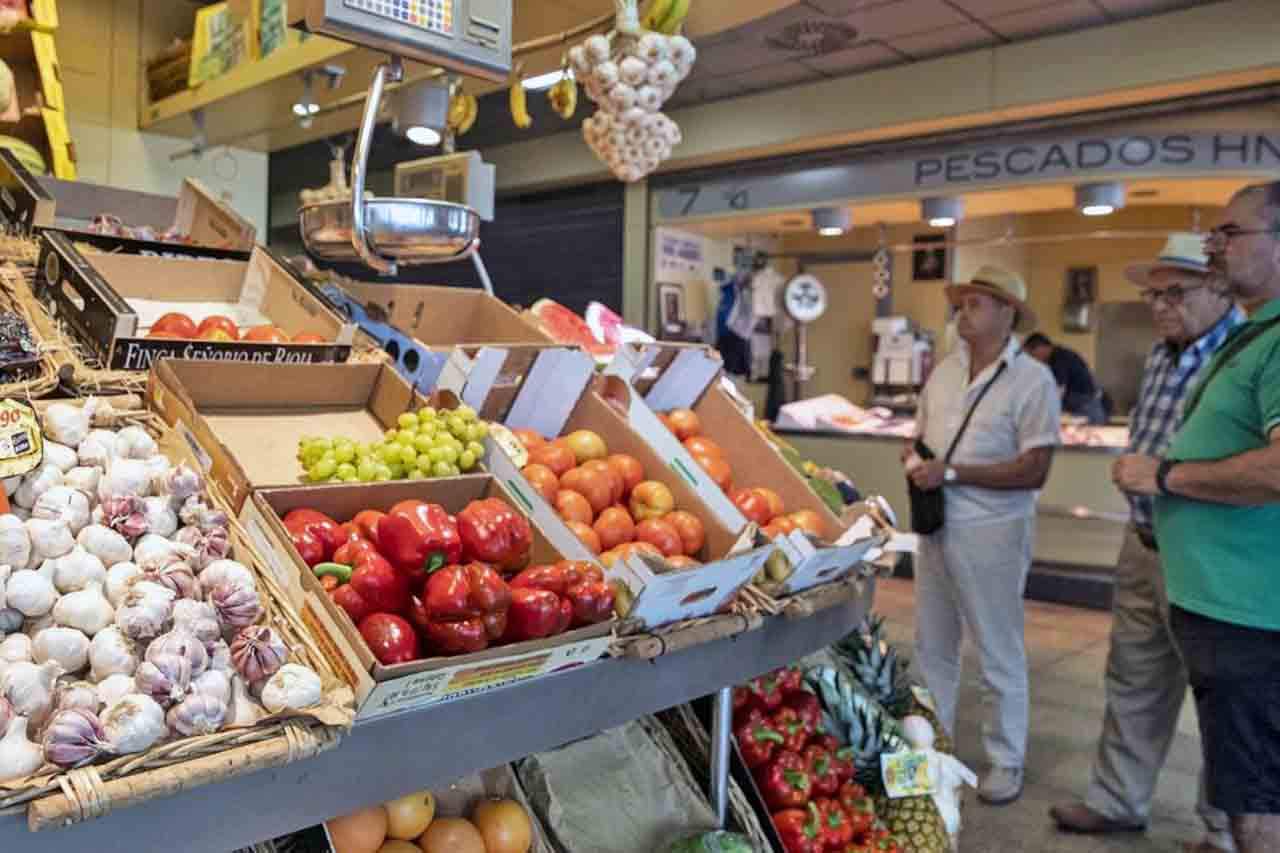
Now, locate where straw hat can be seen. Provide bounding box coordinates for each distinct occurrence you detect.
[1124,232,1212,285]
[946,265,1037,333]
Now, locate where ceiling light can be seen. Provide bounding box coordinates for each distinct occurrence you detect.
[397,78,450,147]
[813,207,851,237]
[922,196,963,228]
[1076,182,1125,217]
[523,69,568,91]
[292,71,319,122]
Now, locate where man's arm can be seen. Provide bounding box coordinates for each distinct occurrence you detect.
[1165,430,1280,505]
[954,446,1055,489]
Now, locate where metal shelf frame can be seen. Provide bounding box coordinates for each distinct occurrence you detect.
[0,583,871,851]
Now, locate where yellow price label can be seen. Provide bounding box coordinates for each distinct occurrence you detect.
[0,400,42,479]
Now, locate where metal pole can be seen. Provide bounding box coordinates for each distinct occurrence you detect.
[471,251,495,296]
[710,686,733,829]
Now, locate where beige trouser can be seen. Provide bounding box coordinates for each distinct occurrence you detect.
[914,515,1033,769]
[1084,528,1233,849]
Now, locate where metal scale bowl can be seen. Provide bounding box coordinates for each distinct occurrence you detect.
[299,58,481,276]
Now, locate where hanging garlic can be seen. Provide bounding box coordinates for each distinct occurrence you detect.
[98,458,152,503]
[61,466,101,496]
[89,626,137,682]
[153,464,202,503]
[95,674,134,709]
[230,626,287,684]
[50,546,107,594]
[32,486,91,535]
[210,583,261,631]
[191,669,230,706]
[0,632,31,664]
[104,561,141,608]
[77,525,131,568]
[76,429,117,469]
[0,716,43,781]
[32,627,90,674]
[15,464,63,510]
[134,654,192,708]
[166,692,227,737]
[53,583,114,636]
[114,581,175,641]
[132,534,192,570]
[173,525,230,571]
[145,627,208,677]
[198,559,255,594]
[6,570,56,617]
[101,694,166,754]
[141,561,200,601]
[25,517,74,562]
[259,664,322,713]
[2,660,61,719]
[42,708,107,768]
[228,676,263,727]
[55,681,99,714]
[0,514,30,570]
[113,426,158,461]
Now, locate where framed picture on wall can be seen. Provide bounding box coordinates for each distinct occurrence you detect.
[1066,266,1098,303]
[658,282,686,336]
[912,234,948,281]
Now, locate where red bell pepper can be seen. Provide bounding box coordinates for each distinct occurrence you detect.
[785,689,823,734]
[735,717,785,769]
[842,791,876,838]
[773,707,813,754]
[352,510,386,543]
[508,562,613,629]
[503,587,566,642]
[456,498,532,572]
[377,501,462,581]
[818,740,855,787]
[337,522,364,545]
[804,744,840,797]
[560,560,603,586]
[747,674,785,713]
[331,583,374,625]
[566,578,613,627]
[510,563,568,596]
[815,799,853,849]
[873,838,902,853]
[837,781,868,814]
[283,519,325,568]
[757,750,812,810]
[422,562,511,655]
[775,666,804,695]
[333,538,380,567]
[282,509,342,563]
[772,804,822,853]
[348,550,411,615]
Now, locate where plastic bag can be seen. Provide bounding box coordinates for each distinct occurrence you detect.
[665,830,756,853]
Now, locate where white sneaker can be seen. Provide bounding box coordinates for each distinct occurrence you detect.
[979,766,1024,805]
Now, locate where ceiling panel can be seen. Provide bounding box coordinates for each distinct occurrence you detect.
[803,0,887,15]
[845,0,972,40]
[986,0,1108,38]
[797,41,903,74]
[889,22,998,58]
[1095,0,1205,16]
[735,61,826,92]
[945,0,1063,15]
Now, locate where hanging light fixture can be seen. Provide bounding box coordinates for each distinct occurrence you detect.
[922,196,963,228]
[397,78,450,146]
[813,207,851,237]
[292,71,320,125]
[1076,182,1126,217]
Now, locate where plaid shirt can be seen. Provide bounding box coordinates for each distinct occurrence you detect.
[1128,306,1245,528]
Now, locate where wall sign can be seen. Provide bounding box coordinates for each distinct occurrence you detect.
[656,229,704,277]
[656,130,1280,221]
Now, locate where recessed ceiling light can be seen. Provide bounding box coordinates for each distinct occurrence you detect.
[1076,182,1125,217]
[922,196,963,229]
[812,207,851,236]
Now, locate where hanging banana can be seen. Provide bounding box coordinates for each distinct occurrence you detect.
[447,88,469,131]
[659,0,690,34]
[547,54,578,120]
[641,0,674,31]
[457,93,479,135]
[509,64,532,129]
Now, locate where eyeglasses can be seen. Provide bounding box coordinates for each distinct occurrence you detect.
[1139,284,1205,305]
[1206,225,1280,246]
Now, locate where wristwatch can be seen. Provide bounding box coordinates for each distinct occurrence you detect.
[944,466,958,484]
[1156,458,1179,496]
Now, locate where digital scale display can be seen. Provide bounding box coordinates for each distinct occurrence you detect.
[343,0,453,36]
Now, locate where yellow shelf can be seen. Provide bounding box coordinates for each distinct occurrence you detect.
[0,0,73,180]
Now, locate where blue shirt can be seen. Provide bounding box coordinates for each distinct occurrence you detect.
[1127,306,1244,529]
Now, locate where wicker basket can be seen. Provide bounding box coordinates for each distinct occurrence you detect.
[0,399,355,831]
[146,39,192,103]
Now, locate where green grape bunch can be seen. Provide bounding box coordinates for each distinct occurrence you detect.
[296,404,489,484]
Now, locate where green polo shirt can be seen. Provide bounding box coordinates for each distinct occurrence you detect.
[1155,298,1280,631]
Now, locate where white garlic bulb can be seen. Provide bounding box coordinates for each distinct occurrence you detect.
[619,56,647,86]
[146,627,208,677]
[228,676,263,727]
[6,570,56,617]
[50,546,107,594]
[114,581,175,641]
[62,466,102,496]
[0,716,43,781]
[42,442,77,474]
[32,627,90,674]
[15,464,63,510]
[259,663,322,714]
[2,659,61,719]
[104,561,141,607]
[0,632,32,664]
[0,514,31,570]
[198,559,255,594]
[166,692,227,736]
[53,583,114,636]
[89,626,138,682]
[95,673,134,708]
[32,486,91,535]
[77,525,132,569]
[76,429,117,469]
[112,426,157,461]
[25,517,74,562]
[191,669,231,706]
[101,694,166,754]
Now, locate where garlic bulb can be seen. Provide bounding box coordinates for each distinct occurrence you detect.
[42,442,77,474]
[42,708,107,768]
[228,676,263,727]
[0,608,20,635]
[95,674,134,709]
[178,496,228,533]
[166,692,226,736]
[230,626,287,684]
[134,654,191,707]
[171,600,220,652]
[113,426,157,461]
[55,681,99,714]
[77,525,131,568]
[104,561,141,607]
[114,581,175,641]
[0,716,43,781]
[99,495,148,541]
[33,627,90,674]
[132,534,191,570]
[0,514,30,569]
[198,559,255,594]
[146,628,208,677]
[76,429,117,469]
[15,464,63,510]
[0,632,31,664]
[141,561,200,601]
[140,497,177,539]
[50,546,107,594]
[62,466,101,496]
[89,626,137,682]
[33,486,91,535]
[101,694,166,754]
[0,562,8,610]
[0,696,10,735]
[53,583,114,636]
[210,583,261,630]
[208,640,232,675]
[98,458,152,503]
[173,525,230,571]
[2,660,61,718]
[191,669,230,706]
[24,612,55,635]
[25,517,74,561]
[44,400,96,447]
[259,664,321,713]
[154,464,202,502]
[6,570,56,617]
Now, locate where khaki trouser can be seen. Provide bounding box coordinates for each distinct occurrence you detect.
[1084,528,1233,849]
[914,515,1033,769]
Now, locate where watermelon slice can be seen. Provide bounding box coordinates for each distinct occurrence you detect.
[528,298,615,356]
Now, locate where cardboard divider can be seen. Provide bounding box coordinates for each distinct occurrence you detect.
[242,475,612,720]
[172,178,257,251]
[339,280,553,346]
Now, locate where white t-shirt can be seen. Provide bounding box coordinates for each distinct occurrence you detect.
[917,337,1061,524]
[751,267,784,318]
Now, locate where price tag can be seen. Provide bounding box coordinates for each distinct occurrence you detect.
[881,749,937,799]
[0,400,43,478]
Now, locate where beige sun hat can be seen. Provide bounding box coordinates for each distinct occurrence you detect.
[946,265,1038,333]
[1124,232,1212,285]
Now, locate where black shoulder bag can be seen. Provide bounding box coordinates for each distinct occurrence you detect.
[909,360,1009,534]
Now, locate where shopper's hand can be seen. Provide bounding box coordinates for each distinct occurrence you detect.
[1113,454,1160,496]
[909,460,947,491]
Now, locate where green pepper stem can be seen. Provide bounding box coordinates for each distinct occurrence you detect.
[313,562,353,583]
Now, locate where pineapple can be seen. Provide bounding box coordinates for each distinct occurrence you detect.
[875,792,952,853]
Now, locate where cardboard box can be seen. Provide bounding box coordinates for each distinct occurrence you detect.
[447,346,772,628]
[0,149,54,234]
[611,344,880,594]
[147,360,434,515]
[171,178,257,251]
[37,233,354,371]
[241,476,613,720]
[339,280,553,347]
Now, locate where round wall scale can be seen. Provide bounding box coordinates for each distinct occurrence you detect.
[783,274,828,324]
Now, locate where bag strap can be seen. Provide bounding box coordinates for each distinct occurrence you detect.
[943,358,1011,464]
[1181,313,1280,420]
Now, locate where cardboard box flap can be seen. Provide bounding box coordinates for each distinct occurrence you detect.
[495,347,596,436]
[640,347,723,412]
[616,543,770,624]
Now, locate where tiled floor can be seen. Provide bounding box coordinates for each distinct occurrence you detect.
[872,577,1208,853]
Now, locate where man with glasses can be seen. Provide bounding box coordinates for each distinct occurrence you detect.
[1114,183,1280,853]
[1052,233,1241,852]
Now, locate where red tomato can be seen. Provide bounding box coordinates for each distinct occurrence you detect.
[529,444,575,477]
[566,521,602,555]
[242,325,289,343]
[293,332,327,343]
[635,518,684,558]
[521,463,560,503]
[732,488,774,526]
[151,312,197,338]
[196,315,239,340]
[560,466,614,516]
[605,453,644,498]
[593,506,635,551]
[554,490,594,525]
[664,510,706,556]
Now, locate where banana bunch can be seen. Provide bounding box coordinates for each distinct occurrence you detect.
[642,0,691,34]
[447,89,479,136]
[509,66,532,129]
[548,70,578,120]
